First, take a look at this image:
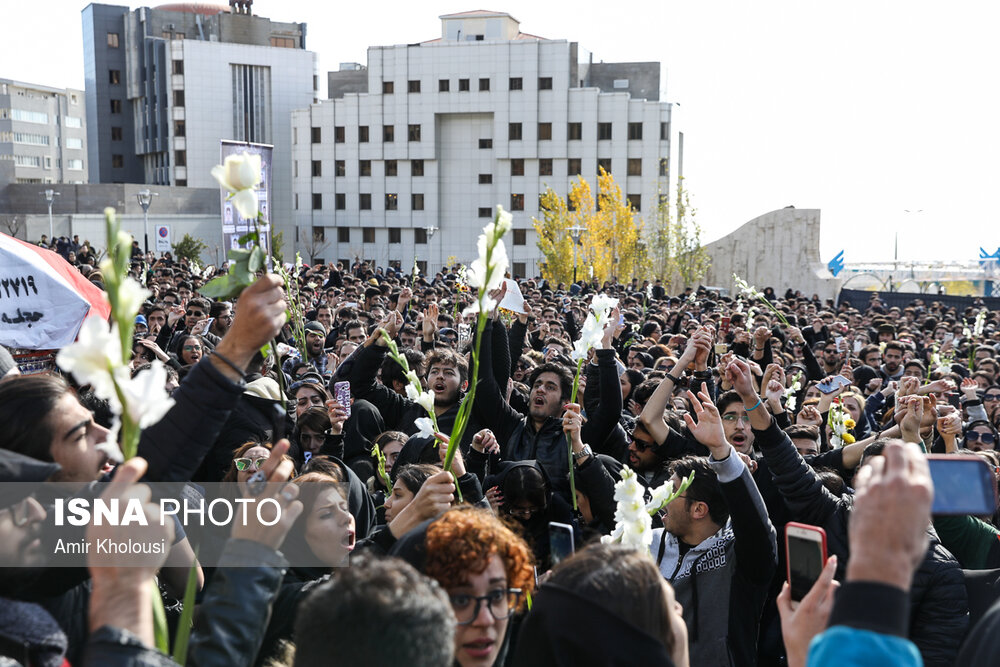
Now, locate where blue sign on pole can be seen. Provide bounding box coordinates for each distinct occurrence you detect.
[979,247,1000,267]
[828,250,845,277]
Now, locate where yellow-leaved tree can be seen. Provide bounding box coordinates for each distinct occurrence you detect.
[532,169,648,285]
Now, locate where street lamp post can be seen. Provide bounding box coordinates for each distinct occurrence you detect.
[43,189,60,244]
[569,225,584,284]
[424,225,438,275]
[136,189,158,255]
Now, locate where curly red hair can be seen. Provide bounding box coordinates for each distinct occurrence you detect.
[424,507,535,607]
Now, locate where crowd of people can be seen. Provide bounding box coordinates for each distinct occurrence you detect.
[3,246,1000,667]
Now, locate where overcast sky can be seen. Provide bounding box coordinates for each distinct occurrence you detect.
[4,0,998,264]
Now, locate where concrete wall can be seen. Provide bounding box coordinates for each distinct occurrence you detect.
[701,207,842,301]
[585,62,660,102]
[327,69,369,99]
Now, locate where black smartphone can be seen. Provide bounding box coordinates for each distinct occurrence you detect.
[927,455,998,516]
[548,521,575,567]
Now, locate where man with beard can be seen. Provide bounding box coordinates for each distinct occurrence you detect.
[302,321,332,377]
[881,341,906,382]
[342,312,477,449]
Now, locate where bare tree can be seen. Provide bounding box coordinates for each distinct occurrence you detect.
[301,226,331,264]
[0,215,23,239]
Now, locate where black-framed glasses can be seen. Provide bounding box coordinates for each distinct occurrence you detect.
[449,588,523,625]
[505,504,544,519]
[984,394,1000,402]
[965,432,997,445]
[234,456,269,471]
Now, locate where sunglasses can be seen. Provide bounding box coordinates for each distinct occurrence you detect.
[234,456,269,471]
[183,345,202,352]
[631,436,656,452]
[289,377,323,393]
[965,432,997,445]
[984,394,1000,402]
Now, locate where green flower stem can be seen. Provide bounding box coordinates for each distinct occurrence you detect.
[567,357,585,511]
[171,551,200,665]
[372,442,392,493]
[755,296,790,327]
[151,581,168,654]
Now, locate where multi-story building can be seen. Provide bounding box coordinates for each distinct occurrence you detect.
[82,2,317,238]
[0,79,88,186]
[292,10,671,276]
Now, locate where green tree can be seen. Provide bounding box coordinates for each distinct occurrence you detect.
[172,233,208,264]
[649,177,710,290]
[271,230,285,263]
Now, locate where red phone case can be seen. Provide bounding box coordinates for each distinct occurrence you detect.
[785,521,828,597]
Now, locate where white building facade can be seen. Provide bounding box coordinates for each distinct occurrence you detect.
[291,10,671,277]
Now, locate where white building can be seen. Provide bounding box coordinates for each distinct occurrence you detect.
[0,79,88,186]
[291,10,671,277]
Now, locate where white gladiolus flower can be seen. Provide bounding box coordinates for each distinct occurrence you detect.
[405,370,422,388]
[590,293,619,318]
[211,152,261,219]
[414,416,436,439]
[646,284,653,300]
[974,310,987,337]
[114,363,175,429]
[117,277,151,320]
[406,384,436,413]
[494,205,514,237]
[645,479,677,514]
[94,418,124,465]
[463,295,498,316]
[56,316,122,403]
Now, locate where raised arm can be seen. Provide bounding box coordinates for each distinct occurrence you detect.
[639,327,712,444]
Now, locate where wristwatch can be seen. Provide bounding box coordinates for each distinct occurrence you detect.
[572,444,593,463]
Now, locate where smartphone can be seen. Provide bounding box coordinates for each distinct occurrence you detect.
[202,317,214,332]
[926,455,998,516]
[786,522,828,606]
[943,332,955,344]
[816,375,851,394]
[834,336,844,349]
[548,521,575,567]
[720,316,731,337]
[853,339,863,354]
[345,302,358,309]
[334,380,351,418]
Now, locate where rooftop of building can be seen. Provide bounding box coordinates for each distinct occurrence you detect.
[153,3,229,15]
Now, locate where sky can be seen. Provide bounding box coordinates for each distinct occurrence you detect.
[3,0,999,264]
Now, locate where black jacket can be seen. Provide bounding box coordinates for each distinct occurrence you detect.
[753,418,969,666]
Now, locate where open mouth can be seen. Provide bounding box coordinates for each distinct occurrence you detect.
[462,639,495,659]
[433,381,447,393]
[533,396,545,408]
[344,528,356,552]
[731,433,747,447]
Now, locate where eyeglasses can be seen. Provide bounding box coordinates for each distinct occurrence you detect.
[722,413,751,425]
[631,437,656,452]
[449,588,523,625]
[296,395,326,408]
[234,456,269,471]
[984,394,1000,402]
[183,345,202,352]
[965,432,997,445]
[186,311,205,319]
[505,505,543,519]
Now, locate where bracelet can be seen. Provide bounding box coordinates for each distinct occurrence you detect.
[212,350,248,380]
[745,397,763,412]
[665,372,681,385]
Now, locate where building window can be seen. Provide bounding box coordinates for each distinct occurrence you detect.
[414,227,427,244]
[335,159,345,176]
[627,158,642,176]
[107,32,119,48]
[334,126,345,143]
[109,70,121,85]
[172,60,184,75]
[335,193,346,210]
[597,123,612,140]
[411,159,424,176]
[567,197,577,212]
[511,159,524,176]
[66,137,83,149]
[359,125,369,142]
[597,158,611,174]
[383,81,394,94]
[509,123,522,140]
[539,77,554,91]
[312,193,322,209]
[383,125,394,142]
[568,158,582,175]
[67,158,84,170]
[269,36,296,48]
[513,229,527,246]
[478,78,490,91]
[174,150,186,166]
[411,193,424,210]
[408,80,421,93]
[313,227,325,243]
[509,77,522,90]
[173,121,184,137]
[513,262,526,277]
[538,122,552,141]
[479,138,493,149]
[311,127,321,143]
[458,78,470,91]
[385,160,398,176]
[294,161,298,178]
[111,154,124,168]
[13,155,41,168]
[111,126,124,141]
[385,193,398,211]
[627,194,641,211]
[65,116,81,128]
[660,122,669,140]
[231,64,271,143]
[439,79,450,92]
[389,228,401,243]
[628,122,643,140]
[478,174,492,184]
[359,193,371,210]
[311,160,322,177]
[338,227,350,243]
[408,124,421,142]
[416,260,427,274]
[478,207,492,218]
[659,158,668,177]
[173,90,185,106]
[511,194,524,211]
[359,160,371,177]
[568,122,582,140]
[539,158,553,176]
[363,227,376,243]
[294,194,298,210]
